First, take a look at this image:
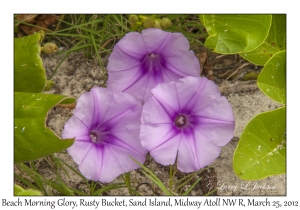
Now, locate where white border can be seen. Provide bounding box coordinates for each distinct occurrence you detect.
[3,1,299,209]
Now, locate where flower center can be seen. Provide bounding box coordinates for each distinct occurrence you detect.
[89,131,99,143]
[142,53,164,75]
[150,53,157,58]
[175,114,188,128]
[89,130,111,144]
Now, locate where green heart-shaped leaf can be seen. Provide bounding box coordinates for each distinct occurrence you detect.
[257,50,286,104]
[14,92,75,164]
[14,31,46,92]
[239,15,286,65]
[233,107,286,180]
[202,14,272,54]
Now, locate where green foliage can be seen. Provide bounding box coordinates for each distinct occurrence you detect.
[14,31,46,92]
[233,107,286,180]
[201,14,272,54]
[201,14,287,181]
[47,14,129,78]
[131,157,176,195]
[240,15,286,65]
[14,184,43,196]
[44,80,55,91]
[131,157,205,195]
[14,32,75,164]
[14,92,74,163]
[166,15,207,46]
[212,14,288,181]
[235,49,286,181]
[257,51,286,104]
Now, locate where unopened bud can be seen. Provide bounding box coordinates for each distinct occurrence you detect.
[41,43,58,54]
[160,17,172,29]
[128,15,139,25]
[154,20,162,29]
[143,17,155,28]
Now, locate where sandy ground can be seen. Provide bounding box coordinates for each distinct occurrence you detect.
[40,51,285,196]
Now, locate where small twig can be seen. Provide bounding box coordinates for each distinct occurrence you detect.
[217,70,229,78]
[215,54,228,59]
[101,37,115,49]
[213,61,242,71]
[226,62,251,80]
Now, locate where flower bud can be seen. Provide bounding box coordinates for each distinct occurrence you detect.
[41,43,58,54]
[128,15,139,25]
[143,17,155,28]
[138,15,148,20]
[160,17,172,29]
[154,20,162,29]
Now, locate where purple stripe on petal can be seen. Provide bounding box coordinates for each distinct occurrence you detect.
[67,141,93,165]
[160,33,190,56]
[110,137,146,158]
[150,133,181,166]
[194,97,235,121]
[151,81,180,112]
[163,53,200,77]
[193,118,235,146]
[177,132,200,172]
[140,123,178,151]
[62,114,90,139]
[78,144,102,181]
[142,28,172,54]
[71,91,95,129]
[121,72,160,102]
[193,130,221,168]
[141,97,173,124]
[115,32,148,58]
[99,143,145,183]
[107,46,142,71]
[161,65,184,81]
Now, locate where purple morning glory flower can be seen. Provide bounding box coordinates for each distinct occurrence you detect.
[140,76,235,173]
[62,87,147,183]
[107,28,200,102]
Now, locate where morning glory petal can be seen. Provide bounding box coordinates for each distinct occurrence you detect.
[141,96,173,124]
[140,123,177,152]
[150,133,181,166]
[176,132,200,172]
[193,129,221,168]
[62,114,90,139]
[141,28,173,54]
[115,32,148,59]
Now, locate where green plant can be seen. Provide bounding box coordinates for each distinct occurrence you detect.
[200,14,286,180]
[14,31,75,164]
